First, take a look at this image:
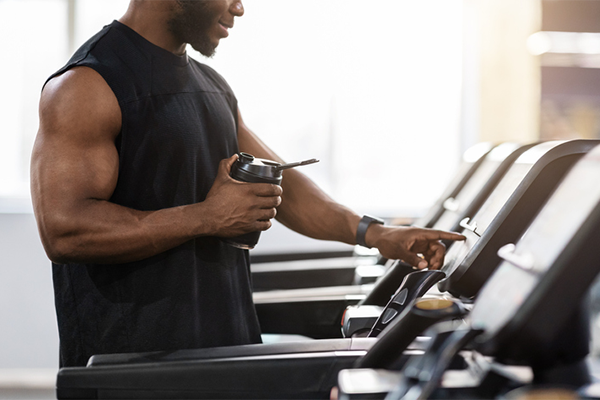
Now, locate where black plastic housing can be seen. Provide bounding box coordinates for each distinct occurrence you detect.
[470,143,600,372]
[438,139,600,298]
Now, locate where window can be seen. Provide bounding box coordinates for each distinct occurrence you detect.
[1,0,463,217]
[0,0,68,208]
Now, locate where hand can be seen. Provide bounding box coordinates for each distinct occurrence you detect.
[203,155,283,237]
[366,225,466,270]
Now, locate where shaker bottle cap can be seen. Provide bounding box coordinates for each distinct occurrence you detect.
[239,152,255,163]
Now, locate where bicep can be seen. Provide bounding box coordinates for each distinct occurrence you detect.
[32,67,121,218]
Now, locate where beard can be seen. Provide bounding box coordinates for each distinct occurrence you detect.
[168,0,219,57]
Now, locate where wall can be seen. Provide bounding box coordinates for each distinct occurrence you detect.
[0,213,58,369]
[464,0,542,143]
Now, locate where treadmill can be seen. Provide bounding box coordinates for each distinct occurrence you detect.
[56,143,600,400]
[438,139,600,297]
[52,142,525,398]
[254,142,536,338]
[369,139,600,324]
[344,139,598,338]
[257,140,598,339]
[250,142,495,292]
[338,142,600,399]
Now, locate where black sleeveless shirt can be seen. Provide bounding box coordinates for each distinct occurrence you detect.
[47,21,261,367]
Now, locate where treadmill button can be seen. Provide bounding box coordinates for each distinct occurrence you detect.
[392,288,409,305]
[381,308,399,324]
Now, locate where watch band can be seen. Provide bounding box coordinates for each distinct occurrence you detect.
[356,215,385,248]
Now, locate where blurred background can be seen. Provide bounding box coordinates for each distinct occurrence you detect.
[0,0,599,397]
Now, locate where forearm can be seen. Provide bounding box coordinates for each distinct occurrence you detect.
[235,115,466,268]
[34,154,281,265]
[275,168,361,245]
[36,199,212,264]
[237,119,360,245]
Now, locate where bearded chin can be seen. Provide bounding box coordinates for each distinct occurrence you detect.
[168,21,217,57]
[168,0,217,58]
[189,39,217,58]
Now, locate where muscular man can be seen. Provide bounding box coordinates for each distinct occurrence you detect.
[31,0,465,367]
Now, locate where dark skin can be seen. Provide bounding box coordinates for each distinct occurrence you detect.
[31,0,465,268]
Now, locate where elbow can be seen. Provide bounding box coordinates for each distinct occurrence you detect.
[35,213,83,264]
[47,247,75,265]
[31,190,102,264]
[40,231,79,264]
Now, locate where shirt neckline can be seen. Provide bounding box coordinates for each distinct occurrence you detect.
[111,20,189,67]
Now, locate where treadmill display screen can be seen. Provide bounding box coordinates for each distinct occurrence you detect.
[470,148,600,338]
[441,162,535,276]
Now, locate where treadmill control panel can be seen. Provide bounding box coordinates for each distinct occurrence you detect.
[470,146,600,344]
[440,149,549,278]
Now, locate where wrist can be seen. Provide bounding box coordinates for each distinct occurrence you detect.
[189,201,218,237]
[356,215,385,248]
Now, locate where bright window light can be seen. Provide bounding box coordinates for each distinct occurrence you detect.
[201,0,464,216]
[1,0,463,218]
[0,0,68,203]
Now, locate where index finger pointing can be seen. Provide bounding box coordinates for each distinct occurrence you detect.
[429,230,466,241]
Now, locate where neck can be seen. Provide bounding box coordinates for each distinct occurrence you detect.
[119,0,186,55]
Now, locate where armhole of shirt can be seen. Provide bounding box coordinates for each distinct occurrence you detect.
[43,26,112,91]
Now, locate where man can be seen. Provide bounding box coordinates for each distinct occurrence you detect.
[31,0,465,367]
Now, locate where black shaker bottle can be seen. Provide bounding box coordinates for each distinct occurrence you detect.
[224,152,318,249]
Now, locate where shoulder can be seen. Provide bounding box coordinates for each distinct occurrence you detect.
[40,67,121,141]
[46,23,114,86]
[47,22,150,104]
[42,67,117,111]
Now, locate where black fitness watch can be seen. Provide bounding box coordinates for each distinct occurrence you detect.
[356,215,385,248]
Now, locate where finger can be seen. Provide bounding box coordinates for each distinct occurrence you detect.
[403,253,429,270]
[257,196,281,209]
[219,154,239,176]
[424,230,466,242]
[250,193,281,209]
[426,241,446,255]
[426,243,446,269]
[409,239,439,254]
[254,219,272,231]
[258,208,277,220]
[252,183,283,197]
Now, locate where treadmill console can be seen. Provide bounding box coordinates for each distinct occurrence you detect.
[439,150,544,277]
[433,142,523,231]
[438,140,600,298]
[470,145,600,363]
